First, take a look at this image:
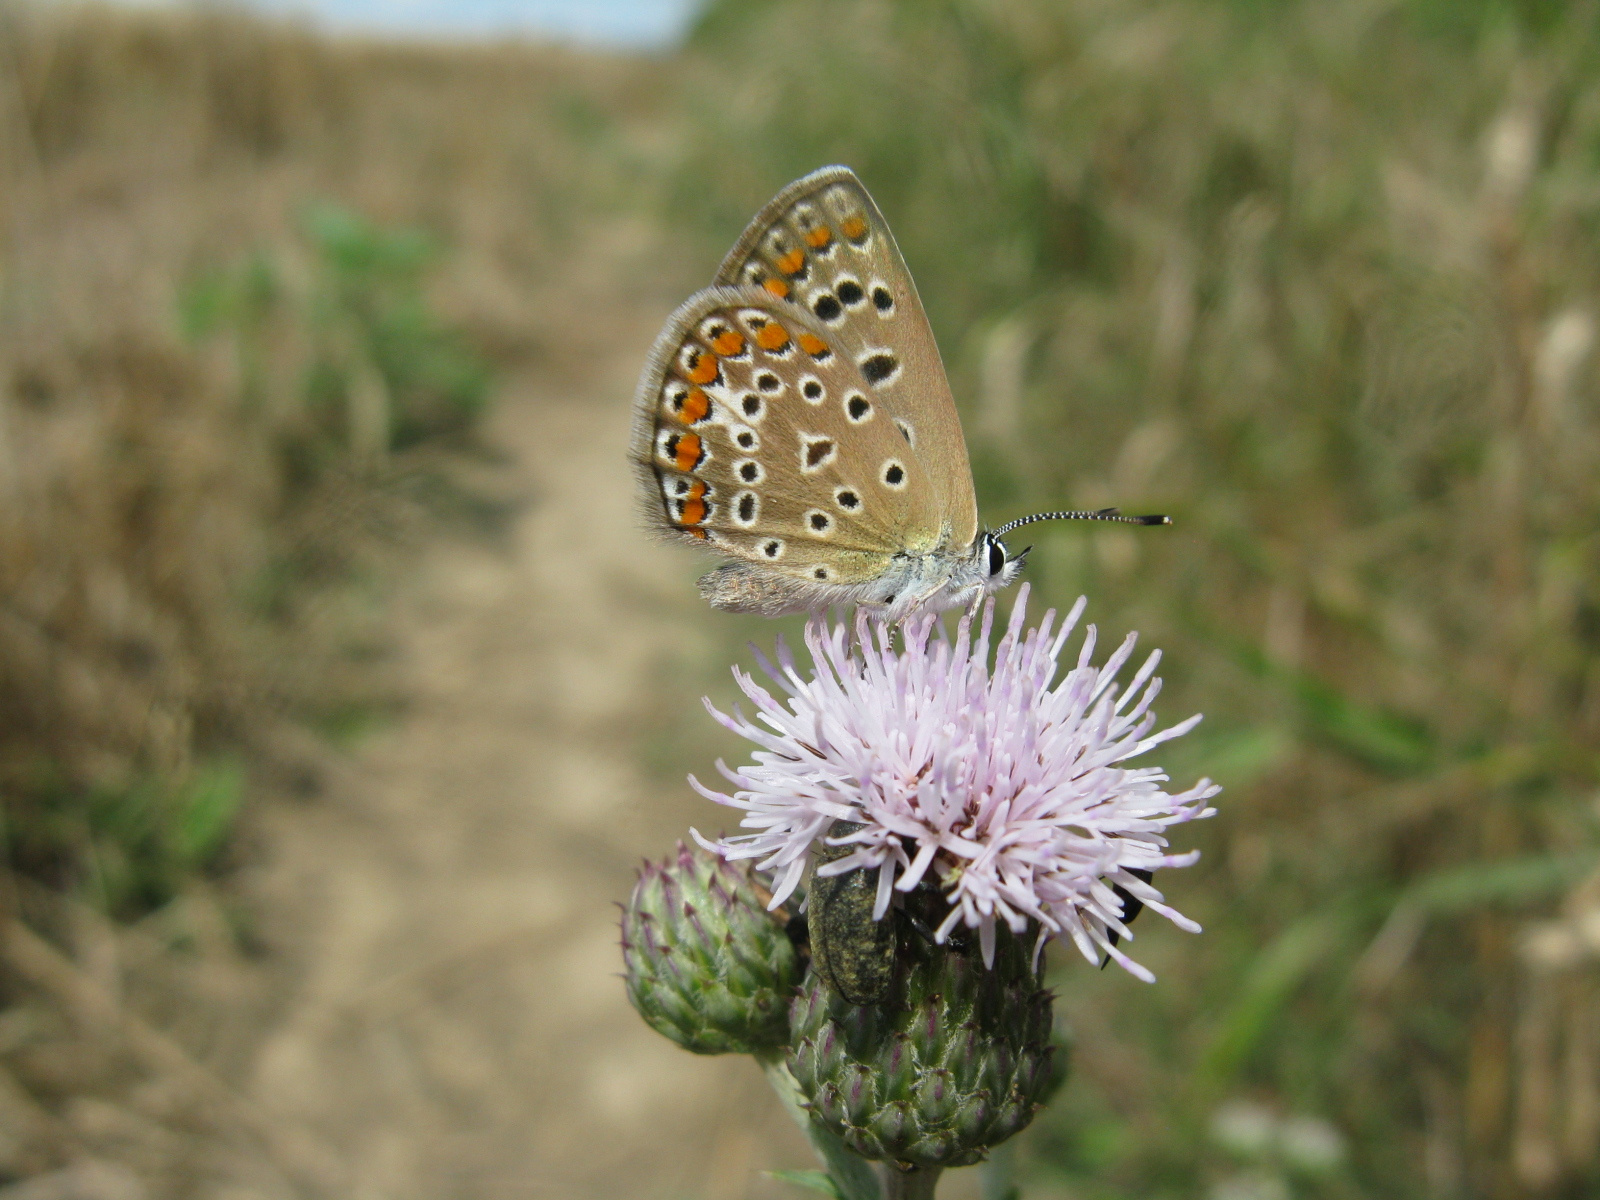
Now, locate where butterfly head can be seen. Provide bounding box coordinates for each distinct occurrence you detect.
[976,530,1028,595]
[889,510,1170,621]
[955,508,1172,613]
[898,530,1023,621]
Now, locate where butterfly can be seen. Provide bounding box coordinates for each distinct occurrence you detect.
[631,165,1167,622]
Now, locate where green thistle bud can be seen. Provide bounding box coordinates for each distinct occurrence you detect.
[621,842,802,1055]
[789,917,1062,1168]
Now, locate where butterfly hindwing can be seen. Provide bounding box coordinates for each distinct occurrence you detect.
[714,166,979,551]
[629,286,945,595]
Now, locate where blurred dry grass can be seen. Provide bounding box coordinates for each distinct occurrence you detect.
[669,1,1600,1197]
[0,7,681,1192]
[0,2,663,906]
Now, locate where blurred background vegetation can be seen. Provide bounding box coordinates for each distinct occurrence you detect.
[2,0,1599,1197]
[669,2,1600,1197]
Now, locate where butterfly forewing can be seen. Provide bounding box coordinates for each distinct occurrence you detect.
[630,285,943,590]
[713,166,979,550]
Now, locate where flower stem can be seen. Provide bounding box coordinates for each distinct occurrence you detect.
[757,1053,882,1200]
[879,1163,942,1200]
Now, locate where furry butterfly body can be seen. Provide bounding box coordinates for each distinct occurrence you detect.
[631,166,1163,621]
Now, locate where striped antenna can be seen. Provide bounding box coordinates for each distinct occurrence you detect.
[992,508,1171,538]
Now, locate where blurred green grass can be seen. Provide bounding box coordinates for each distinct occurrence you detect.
[667,0,1600,1196]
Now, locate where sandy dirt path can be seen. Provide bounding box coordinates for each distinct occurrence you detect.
[238,242,817,1200]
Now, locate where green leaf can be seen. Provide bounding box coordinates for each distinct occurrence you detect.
[173,762,245,867]
[1195,911,1350,1091]
[1229,643,1433,775]
[303,203,434,280]
[177,270,230,341]
[1165,724,1293,791]
[1401,852,1596,914]
[1290,671,1433,774]
[767,1169,845,1198]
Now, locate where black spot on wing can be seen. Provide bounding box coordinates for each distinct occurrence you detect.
[861,354,899,386]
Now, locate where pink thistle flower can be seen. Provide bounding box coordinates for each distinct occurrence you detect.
[691,585,1219,983]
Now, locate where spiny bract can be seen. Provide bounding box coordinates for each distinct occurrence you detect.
[788,918,1063,1168]
[621,842,801,1055]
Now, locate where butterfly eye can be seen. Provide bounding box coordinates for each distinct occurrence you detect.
[987,538,1007,577]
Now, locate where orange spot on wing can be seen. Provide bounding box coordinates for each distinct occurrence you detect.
[711,329,745,356]
[686,352,719,385]
[775,248,806,276]
[686,480,707,501]
[840,216,868,241]
[680,497,708,525]
[756,323,791,352]
[805,226,833,249]
[763,277,790,299]
[674,433,703,472]
[679,388,710,424]
[797,332,830,358]
[687,527,708,539]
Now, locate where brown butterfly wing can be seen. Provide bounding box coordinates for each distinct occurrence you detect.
[630,286,944,592]
[713,166,980,551]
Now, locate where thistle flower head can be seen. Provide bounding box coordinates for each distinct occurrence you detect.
[693,586,1219,982]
